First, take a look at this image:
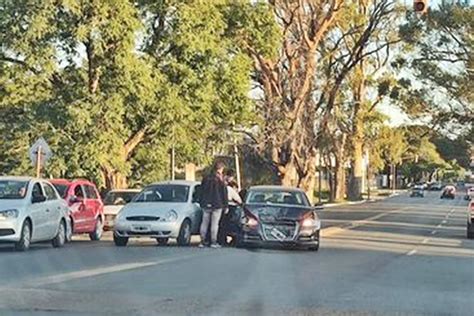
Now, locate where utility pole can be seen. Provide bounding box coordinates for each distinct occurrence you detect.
[234,140,241,191]
[318,153,322,204]
[36,146,42,178]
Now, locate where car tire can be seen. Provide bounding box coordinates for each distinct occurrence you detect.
[177,220,192,246]
[52,220,66,248]
[467,222,474,239]
[114,234,128,246]
[156,237,169,246]
[309,231,320,251]
[15,220,31,252]
[89,217,103,241]
[66,217,73,243]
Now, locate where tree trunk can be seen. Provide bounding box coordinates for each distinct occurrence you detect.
[103,168,128,190]
[348,62,365,201]
[334,159,346,202]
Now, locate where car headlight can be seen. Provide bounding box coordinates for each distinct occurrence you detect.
[302,218,321,230]
[160,210,178,222]
[0,209,19,219]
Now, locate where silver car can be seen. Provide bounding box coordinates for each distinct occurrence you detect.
[113,180,202,246]
[0,176,70,251]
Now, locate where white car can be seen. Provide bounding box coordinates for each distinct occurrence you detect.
[103,189,140,231]
[0,176,70,251]
[114,180,202,246]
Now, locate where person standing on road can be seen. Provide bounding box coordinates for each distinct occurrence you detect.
[199,161,228,248]
[217,170,243,246]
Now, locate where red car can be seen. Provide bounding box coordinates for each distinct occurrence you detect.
[50,179,104,241]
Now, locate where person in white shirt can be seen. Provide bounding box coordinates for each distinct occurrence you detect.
[217,171,242,245]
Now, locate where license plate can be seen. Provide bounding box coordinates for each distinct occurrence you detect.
[132,225,150,232]
[105,220,114,227]
[270,227,287,241]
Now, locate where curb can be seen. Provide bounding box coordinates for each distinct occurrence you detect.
[320,191,403,209]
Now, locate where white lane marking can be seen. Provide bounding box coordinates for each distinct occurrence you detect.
[422,238,429,244]
[431,230,437,235]
[19,255,199,288]
[407,249,417,256]
[437,224,443,228]
[442,220,447,224]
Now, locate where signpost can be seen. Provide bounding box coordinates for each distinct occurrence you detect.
[29,137,52,178]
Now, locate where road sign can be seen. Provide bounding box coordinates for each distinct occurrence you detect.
[29,138,52,177]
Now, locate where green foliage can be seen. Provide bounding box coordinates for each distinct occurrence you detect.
[0,0,256,189]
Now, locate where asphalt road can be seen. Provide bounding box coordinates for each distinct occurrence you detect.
[0,191,472,316]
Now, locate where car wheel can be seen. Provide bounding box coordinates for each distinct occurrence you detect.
[309,231,320,251]
[156,237,169,246]
[89,218,103,241]
[113,234,128,246]
[15,220,31,252]
[52,220,66,248]
[177,220,192,246]
[66,217,73,243]
[467,222,474,239]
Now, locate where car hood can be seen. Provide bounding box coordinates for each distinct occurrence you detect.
[0,199,27,211]
[119,202,186,217]
[104,205,125,215]
[245,204,313,222]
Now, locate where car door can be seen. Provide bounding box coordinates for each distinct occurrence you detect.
[28,181,49,242]
[190,184,202,233]
[42,181,62,239]
[83,184,100,231]
[70,184,87,232]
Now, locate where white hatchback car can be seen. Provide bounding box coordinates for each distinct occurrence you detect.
[114,181,202,246]
[103,189,140,231]
[0,177,70,251]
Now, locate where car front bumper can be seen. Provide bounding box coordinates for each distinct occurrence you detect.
[0,218,22,242]
[114,220,181,238]
[241,225,320,249]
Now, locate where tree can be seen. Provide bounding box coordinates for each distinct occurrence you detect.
[0,1,255,190]
[396,3,473,129]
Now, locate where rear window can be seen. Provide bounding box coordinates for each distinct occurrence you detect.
[52,184,69,198]
[104,191,138,205]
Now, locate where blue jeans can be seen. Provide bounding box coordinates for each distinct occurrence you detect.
[200,208,222,245]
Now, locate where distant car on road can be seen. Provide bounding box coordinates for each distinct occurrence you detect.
[440,185,456,200]
[467,201,474,239]
[237,186,321,251]
[428,182,443,191]
[103,189,140,231]
[410,185,425,198]
[0,177,69,251]
[113,181,202,247]
[51,179,104,241]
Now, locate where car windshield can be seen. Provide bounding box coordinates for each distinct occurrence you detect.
[52,184,69,198]
[104,191,138,205]
[134,185,189,203]
[246,189,309,207]
[0,180,28,199]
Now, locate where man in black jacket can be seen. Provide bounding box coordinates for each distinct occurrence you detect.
[199,161,228,248]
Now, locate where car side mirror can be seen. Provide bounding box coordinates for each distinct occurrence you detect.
[313,203,324,211]
[70,195,82,204]
[32,195,46,204]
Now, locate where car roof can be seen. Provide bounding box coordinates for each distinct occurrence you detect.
[248,185,305,193]
[107,189,141,193]
[0,176,36,182]
[148,180,200,186]
[50,178,95,186]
